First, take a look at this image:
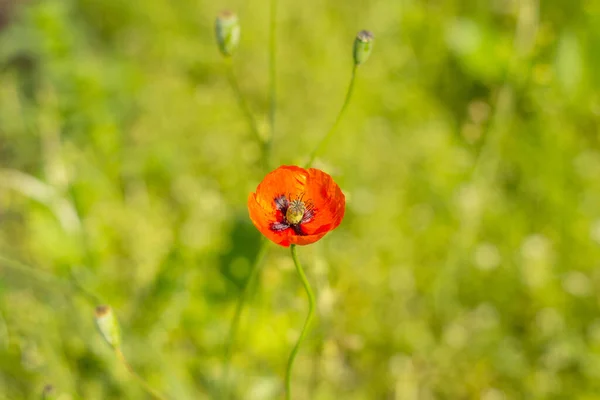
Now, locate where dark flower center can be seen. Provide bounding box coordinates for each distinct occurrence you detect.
[270,194,315,235]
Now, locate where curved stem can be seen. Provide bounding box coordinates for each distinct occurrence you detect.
[224,59,267,168]
[305,65,358,168]
[222,240,270,399]
[265,0,278,166]
[285,244,315,400]
[115,348,168,400]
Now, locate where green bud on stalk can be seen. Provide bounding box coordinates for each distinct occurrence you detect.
[215,11,240,57]
[95,305,121,349]
[353,30,374,65]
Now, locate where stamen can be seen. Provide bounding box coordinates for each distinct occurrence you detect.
[301,208,314,224]
[274,195,288,211]
[271,222,290,231]
[270,193,317,234]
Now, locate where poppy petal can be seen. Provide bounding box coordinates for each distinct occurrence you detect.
[253,165,308,212]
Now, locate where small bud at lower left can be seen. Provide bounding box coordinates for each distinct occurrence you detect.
[95,305,121,349]
[215,11,240,57]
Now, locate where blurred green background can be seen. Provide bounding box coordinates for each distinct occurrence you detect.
[1,0,600,398]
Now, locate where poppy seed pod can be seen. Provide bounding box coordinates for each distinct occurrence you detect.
[95,305,121,349]
[353,30,374,65]
[215,11,240,57]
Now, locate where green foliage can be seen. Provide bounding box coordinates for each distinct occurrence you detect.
[1,0,600,398]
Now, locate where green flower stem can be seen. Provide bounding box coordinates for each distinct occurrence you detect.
[115,347,168,400]
[222,239,270,399]
[265,0,278,166]
[285,244,315,400]
[224,59,267,168]
[305,64,358,168]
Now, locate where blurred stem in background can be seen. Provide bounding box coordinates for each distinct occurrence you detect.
[285,244,315,400]
[305,30,373,168]
[432,0,539,318]
[216,11,268,169]
[221,239,269,399]
[0,169,103,305]
[3,59,103,302]
[224,59,267,169]
[305,65,357,168]
[95,306,168,400]
[266,0,278,165]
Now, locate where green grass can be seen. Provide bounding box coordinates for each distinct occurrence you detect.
[1,0,600,398]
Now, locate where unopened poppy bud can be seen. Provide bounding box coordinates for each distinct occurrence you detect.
[215,11,240,57]
[95,305,121,349]
[41,384,57,399]
[353,30,374,65]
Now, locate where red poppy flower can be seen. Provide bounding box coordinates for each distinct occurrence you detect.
[248,165,346,247]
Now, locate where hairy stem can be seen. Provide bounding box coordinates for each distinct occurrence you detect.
[285,244,315,399]
[305,65,357,168]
